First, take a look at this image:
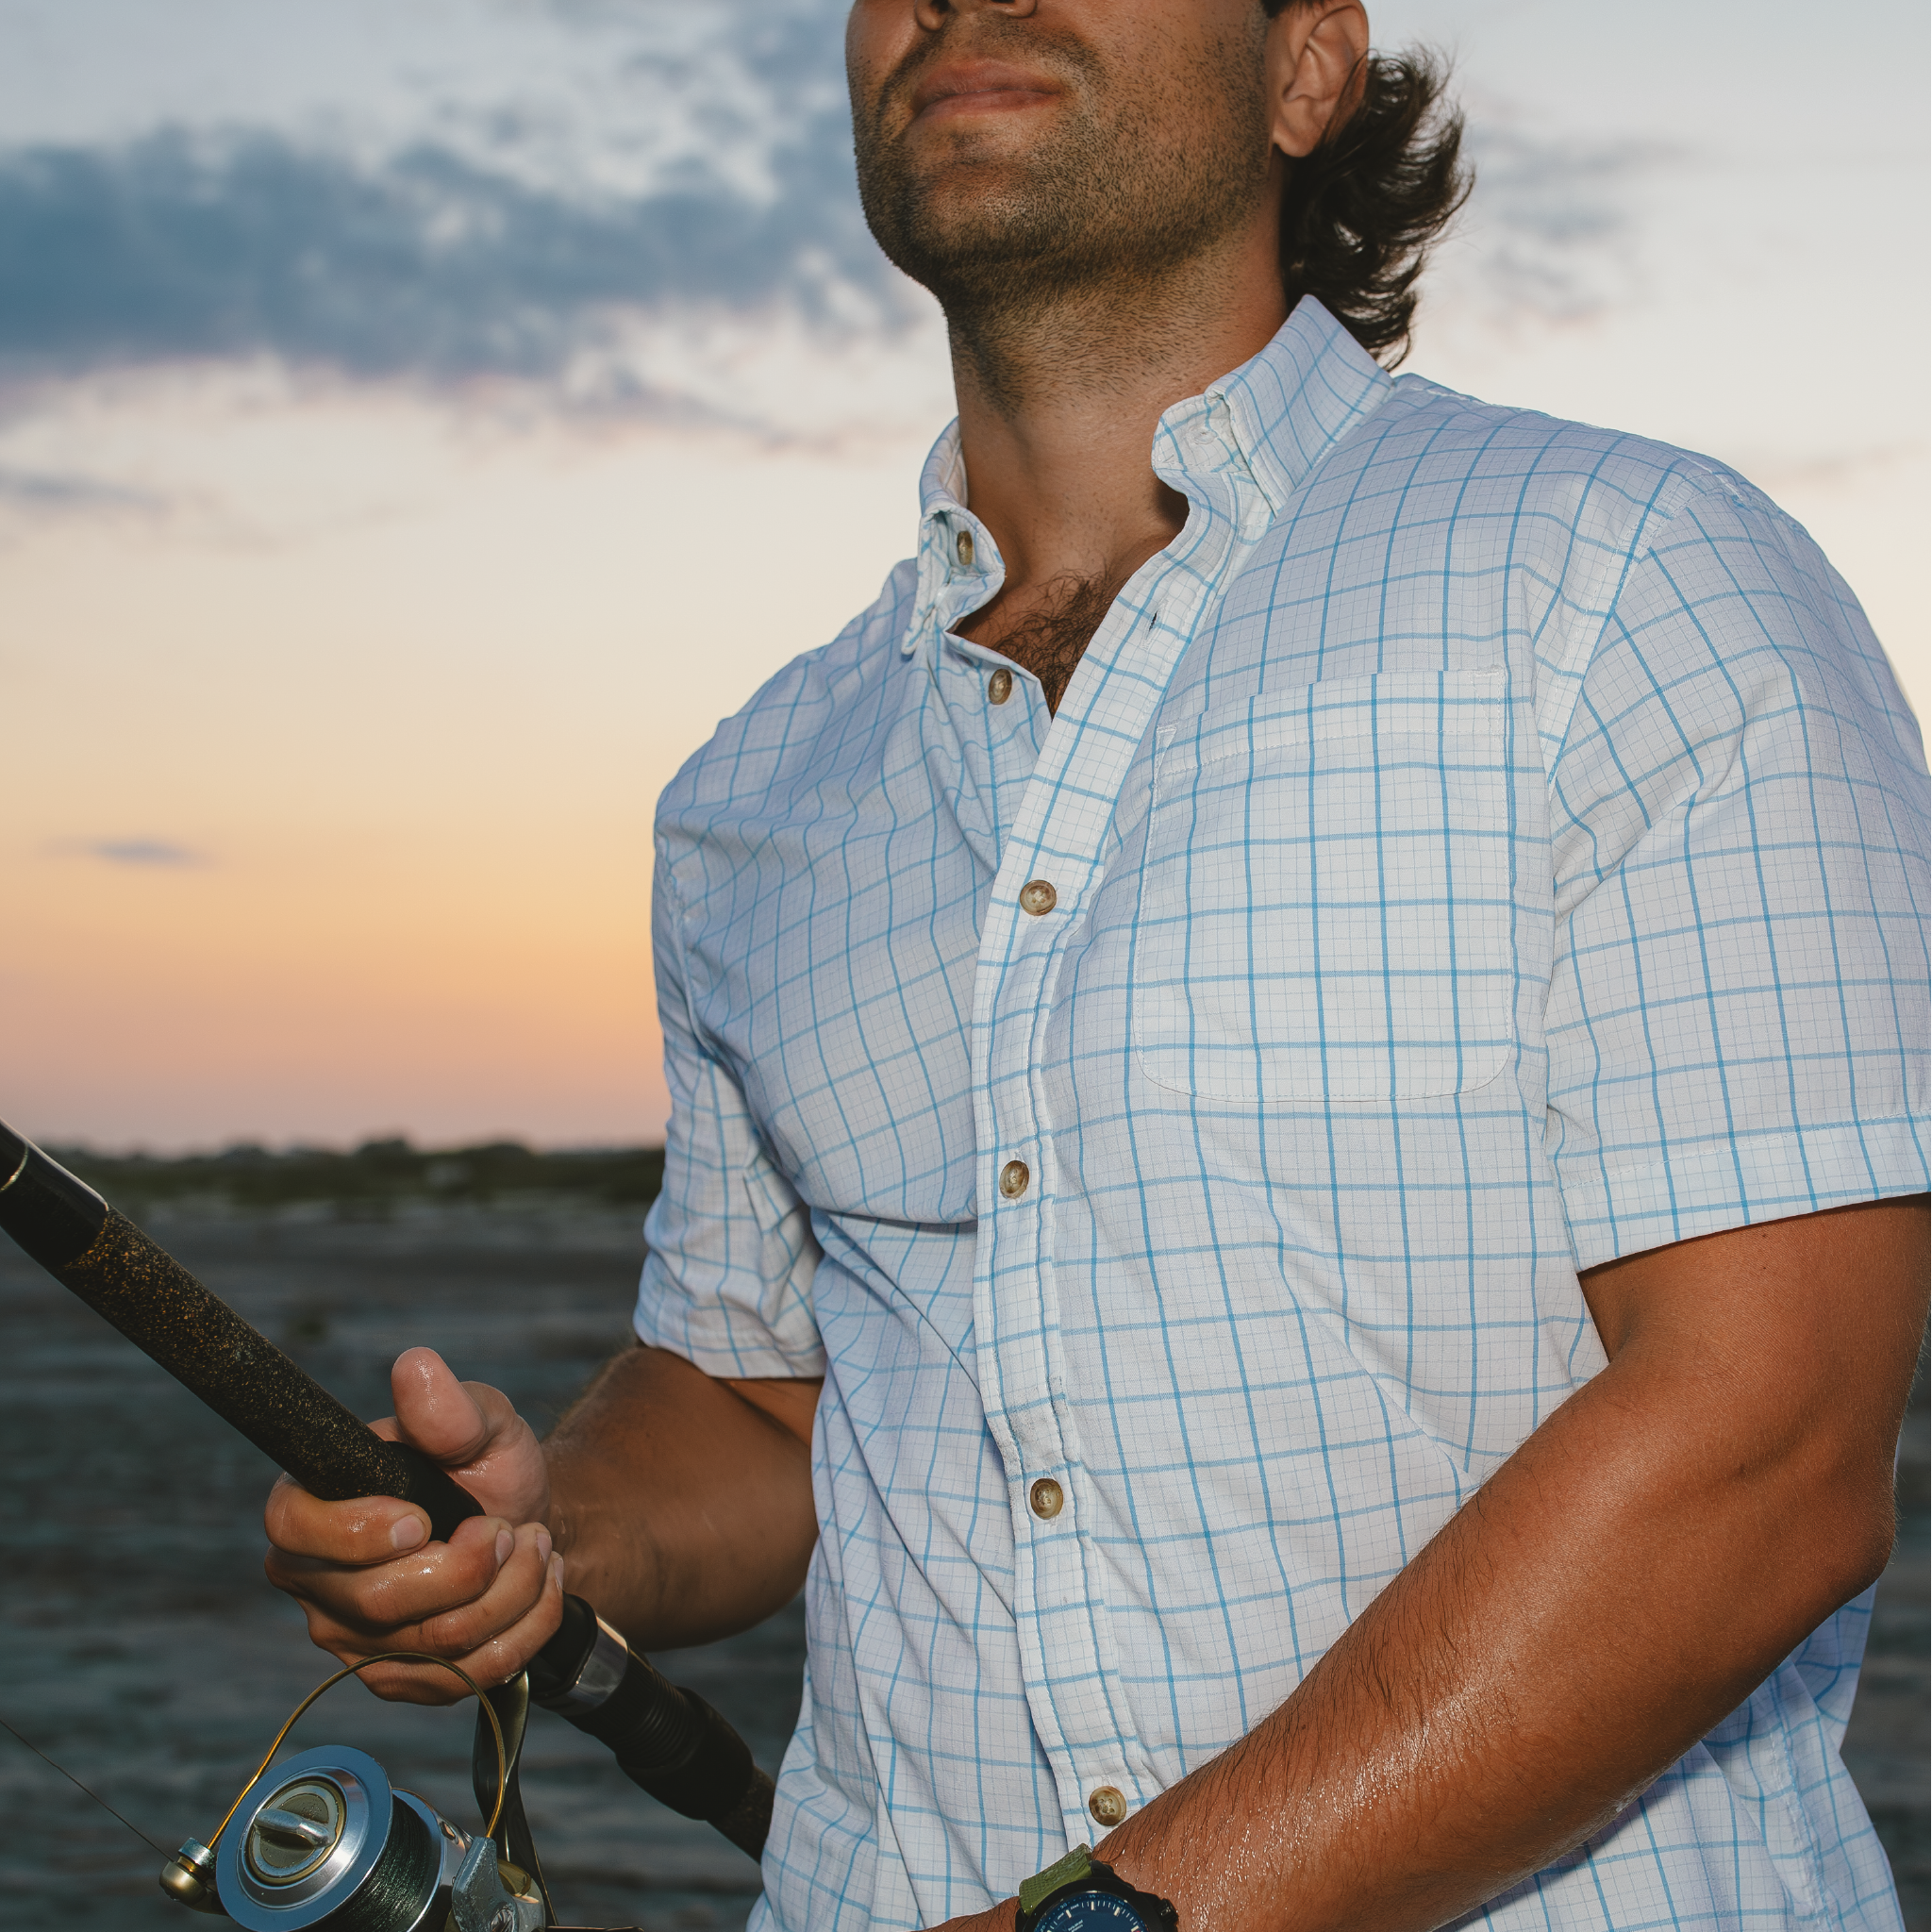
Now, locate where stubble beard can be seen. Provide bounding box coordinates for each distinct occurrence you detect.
[851,15,1274,406]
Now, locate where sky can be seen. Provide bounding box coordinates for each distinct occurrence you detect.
[3,0,1926,1155]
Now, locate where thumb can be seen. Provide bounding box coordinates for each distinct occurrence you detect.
[389,1346,492,1469]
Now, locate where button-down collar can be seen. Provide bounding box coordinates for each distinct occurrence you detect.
[903,297,1391,659]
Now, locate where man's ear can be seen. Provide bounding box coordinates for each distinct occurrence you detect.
[1266,0,1371,159]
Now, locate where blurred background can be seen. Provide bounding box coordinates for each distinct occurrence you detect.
[0,6,1924,1926]
[3,0,1925,1155]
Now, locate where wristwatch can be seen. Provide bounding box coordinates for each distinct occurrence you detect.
[1013,1844,1180,1932]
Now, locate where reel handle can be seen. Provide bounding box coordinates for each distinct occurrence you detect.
[0,1120,774,1861]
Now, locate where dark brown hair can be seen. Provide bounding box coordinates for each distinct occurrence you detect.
[1261,8,1471,366]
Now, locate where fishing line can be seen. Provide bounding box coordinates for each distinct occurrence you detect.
[0,1707,166,1852]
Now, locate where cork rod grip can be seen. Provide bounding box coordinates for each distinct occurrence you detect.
[62,1210,486,1541]
[0,1118,481,1540]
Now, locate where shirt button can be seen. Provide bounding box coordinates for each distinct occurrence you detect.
[1029,1477,1064,1520]
[1088,1787,1128,1827]
[999,1159,1030,1199]
[988,666,1013,705]
[956,528,974,568]
[1019,878,1057,916]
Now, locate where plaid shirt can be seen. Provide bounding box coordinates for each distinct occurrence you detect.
[637,299,1928,1932]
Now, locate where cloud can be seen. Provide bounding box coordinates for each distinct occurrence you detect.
[0,463,159,512]
[0,116,899,394]
[1444,127,1677,324]
[64,839,207,867]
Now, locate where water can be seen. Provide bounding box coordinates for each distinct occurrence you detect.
[0,1205,791,1932]
[0,1208,1923,1930]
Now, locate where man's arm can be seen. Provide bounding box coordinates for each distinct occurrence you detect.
[544,1343,821,1645]
[960,1195,1927,1932]
[263,1342,820,1702]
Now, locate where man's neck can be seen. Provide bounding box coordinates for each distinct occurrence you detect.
[950,212,1288,708]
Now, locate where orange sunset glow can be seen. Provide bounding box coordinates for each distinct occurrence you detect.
[3,0,1924,1155]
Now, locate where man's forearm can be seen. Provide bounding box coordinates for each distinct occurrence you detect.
[543,1343,822,1649]
[1070,1202,1926,1932]
[1092,1348,1879,1930]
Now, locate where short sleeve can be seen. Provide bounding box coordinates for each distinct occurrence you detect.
[1542,475,1929,1270]
[634,837,825,1377]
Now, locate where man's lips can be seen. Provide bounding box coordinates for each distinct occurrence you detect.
[908,61,1060,124]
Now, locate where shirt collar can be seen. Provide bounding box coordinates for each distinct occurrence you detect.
[1188,293,1391,517]
[904,297,1391,655]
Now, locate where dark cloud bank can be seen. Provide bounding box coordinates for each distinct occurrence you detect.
[0,0,1649,402]
[0,113,893,391]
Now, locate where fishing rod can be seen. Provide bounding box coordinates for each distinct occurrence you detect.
[0,1118,773,1931]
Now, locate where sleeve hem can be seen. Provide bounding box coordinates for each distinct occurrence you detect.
[633,1276,828,1381]
[1560,1115,1929,1273]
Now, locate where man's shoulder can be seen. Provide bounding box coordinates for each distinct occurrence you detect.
[656,557,921,831]
[1364,372,1770,535]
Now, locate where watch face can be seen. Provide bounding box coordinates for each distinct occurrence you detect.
[1035,1890,1152,1932]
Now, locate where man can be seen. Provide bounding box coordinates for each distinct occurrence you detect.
[265,3,1930,1930]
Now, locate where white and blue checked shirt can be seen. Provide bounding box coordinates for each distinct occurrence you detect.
[637,300,1929,1932]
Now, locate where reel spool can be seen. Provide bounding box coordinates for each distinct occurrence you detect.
[216,1744,475,1932]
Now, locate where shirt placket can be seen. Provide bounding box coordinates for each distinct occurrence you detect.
[969,412,1268,1842]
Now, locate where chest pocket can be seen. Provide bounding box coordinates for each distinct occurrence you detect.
[1134,668,1513,1104]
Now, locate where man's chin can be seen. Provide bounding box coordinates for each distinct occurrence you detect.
[886,206,1061,278]
[862,135,1119,305]
[892,135,1054,203]
[888,155,1075,241]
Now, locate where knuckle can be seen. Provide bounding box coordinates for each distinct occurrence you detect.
[420,1602,489,1655]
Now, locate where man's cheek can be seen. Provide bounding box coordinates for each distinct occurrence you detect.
[845,1,910,96]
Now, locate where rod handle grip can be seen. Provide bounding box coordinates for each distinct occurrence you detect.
[0,1122,485,1543]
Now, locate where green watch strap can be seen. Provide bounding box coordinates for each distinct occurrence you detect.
[1019,1845,1094,1916]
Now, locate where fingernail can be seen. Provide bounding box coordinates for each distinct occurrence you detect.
[494,1528,514,1565]
[391,1516,425,1552]
[549,1553,564,1587]
[536,1527,553,1563]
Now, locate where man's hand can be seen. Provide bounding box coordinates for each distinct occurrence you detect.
[265,1341,822,1697]
[263,1345,563,1704]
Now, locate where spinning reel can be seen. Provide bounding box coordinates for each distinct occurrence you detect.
[159,1655,549,1932]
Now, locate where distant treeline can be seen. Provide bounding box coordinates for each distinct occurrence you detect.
[46,1138,666,1214]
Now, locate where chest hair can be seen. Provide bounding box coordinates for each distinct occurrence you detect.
[972,571,1123,714]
